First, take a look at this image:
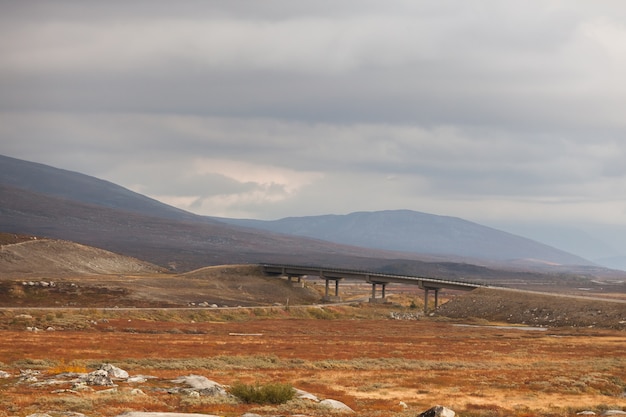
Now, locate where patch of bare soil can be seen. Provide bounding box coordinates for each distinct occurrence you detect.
[437,287,626,329]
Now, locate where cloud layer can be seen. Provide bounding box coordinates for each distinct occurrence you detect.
[1,1,626,226]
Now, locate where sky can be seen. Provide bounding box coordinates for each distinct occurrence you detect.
[1,0,626,246]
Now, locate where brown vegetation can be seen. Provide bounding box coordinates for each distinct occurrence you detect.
[0,303,625,417]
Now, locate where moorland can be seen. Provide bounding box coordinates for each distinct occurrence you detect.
[1,237,626,417]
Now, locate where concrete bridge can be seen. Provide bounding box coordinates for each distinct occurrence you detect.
[261,263,485,312]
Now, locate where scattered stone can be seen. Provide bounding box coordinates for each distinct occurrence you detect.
[319,398,354,412]
[127,375,149,383]
[81,369,114,386]
[130,388,146,395]
[99,363,129,379]
[71,382,94,392]
[170,375,228,396]
[19,369,41,383]
[418,405,456,417]
[96,387,119,395]
[295,387,319,401]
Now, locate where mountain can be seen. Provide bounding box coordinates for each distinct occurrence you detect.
[0,154,615,283]
[213,210,593,267]
[0,154,197,221]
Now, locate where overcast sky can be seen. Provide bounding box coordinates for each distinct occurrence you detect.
[1,1,626,228]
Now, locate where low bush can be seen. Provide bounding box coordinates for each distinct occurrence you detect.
[229,381,295,404]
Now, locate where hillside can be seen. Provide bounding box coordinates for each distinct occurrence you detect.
[0,237,166,277]
[2,154,624,287]
[216,210,592,267]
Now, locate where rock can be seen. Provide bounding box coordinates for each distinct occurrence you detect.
[171,375,228,396]
[127,375,149,383]
[602,412,626,416]
[0,370,11,378]
[295,388,319,401]
[418,405,456,417]
[319,398,354,412]
[100,363,129,379]
[241,414,263,417]
[19,369,40,383]
[82,369,114,386]
[130,388,146,396]
[399,401,408,409]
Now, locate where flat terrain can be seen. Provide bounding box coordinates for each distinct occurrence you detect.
[1,304,625,417]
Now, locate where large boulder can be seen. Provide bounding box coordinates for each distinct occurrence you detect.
[99,363,129,379]
[82,369,114,386]
[418,405,456,417]
[320,398,354,412]
[170,375,228,396]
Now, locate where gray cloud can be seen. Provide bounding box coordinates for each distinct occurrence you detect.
[1,0,625,229]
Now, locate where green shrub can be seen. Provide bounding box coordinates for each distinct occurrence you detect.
[229,381,295,404]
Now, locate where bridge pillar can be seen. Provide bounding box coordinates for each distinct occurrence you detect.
[322,275,342,302]
[369,282,388,303]
[423,287,441,313]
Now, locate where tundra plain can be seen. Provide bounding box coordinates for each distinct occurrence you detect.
[1,281,626,417]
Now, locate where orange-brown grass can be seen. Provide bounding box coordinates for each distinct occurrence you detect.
[1,314,625,417]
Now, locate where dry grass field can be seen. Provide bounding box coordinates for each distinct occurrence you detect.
[1,302,625,417]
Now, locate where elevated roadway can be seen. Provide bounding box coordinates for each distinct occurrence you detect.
[261,263,485,312]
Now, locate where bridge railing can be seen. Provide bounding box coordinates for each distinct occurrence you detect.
[260,263,487,289]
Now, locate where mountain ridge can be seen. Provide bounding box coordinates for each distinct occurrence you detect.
[212,209,592,266]
[0,154,616,282]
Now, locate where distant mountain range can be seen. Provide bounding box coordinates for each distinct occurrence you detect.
[1,154,621,283]
[215,211,590,266]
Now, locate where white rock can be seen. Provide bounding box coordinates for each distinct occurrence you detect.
[295,388,319,401]
[100,363,129,379]
[602,412,626,416]
[0,370,11,378]
[127,375,148,383]
[319,398,354,412]
[418,405,456,417]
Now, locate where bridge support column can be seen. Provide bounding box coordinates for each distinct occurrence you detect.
[369,282,388,303]
[424,287,441,313]
[322,276,342,302]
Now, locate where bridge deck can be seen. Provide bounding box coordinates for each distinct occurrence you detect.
[261,263,483,292]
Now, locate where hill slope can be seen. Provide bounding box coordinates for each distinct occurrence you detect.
[0,154,197,221]
[215,210,593,266]
[0,238,166,277]
[0,154,615,283]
